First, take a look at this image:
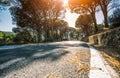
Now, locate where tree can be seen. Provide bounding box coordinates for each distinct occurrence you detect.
[68,0,98,33]
[67,27,77,40]
[108,8,120,28]
[52,19,69,41]
[0,0,10,6]
[10,0,65,41]
[0,31,15,45]
[0,0,10,10]
[75,14,93,36]
[97,0,112,27]
[13,28,36,43]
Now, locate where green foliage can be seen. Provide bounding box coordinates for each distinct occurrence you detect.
[10,0,65,41]
[0,32,3,39]
[0,0,10,6]
[13,27,38,43]
[68,0,98,33]
[75,14,94,36]
[97,24,104,27]
[0,0,10,11]
[109,8,120,28]
[0,31,15,45]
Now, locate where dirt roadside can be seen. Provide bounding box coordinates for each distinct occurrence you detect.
[92,45,120,77]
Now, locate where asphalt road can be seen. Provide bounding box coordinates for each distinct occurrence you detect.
[0,41,119,78]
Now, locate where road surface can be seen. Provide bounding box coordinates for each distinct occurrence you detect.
[0,41,119,78]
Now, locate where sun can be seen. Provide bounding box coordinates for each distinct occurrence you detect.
[63,0,68,5]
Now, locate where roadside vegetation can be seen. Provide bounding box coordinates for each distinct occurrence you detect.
[0,0,120,76]
[0,31,15,45]
[96,46,120,76]
[0,0,120,45]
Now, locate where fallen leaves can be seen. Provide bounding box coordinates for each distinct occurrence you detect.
[101,51,120,73]
[45,74,62,78]
[66,51,90,72]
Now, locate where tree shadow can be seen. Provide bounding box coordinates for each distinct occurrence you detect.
[0,44,69,77]
[0,42,90,77]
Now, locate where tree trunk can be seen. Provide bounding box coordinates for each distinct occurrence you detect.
[103,9,109,27]
[91,13,98,33]
[100,5,109,28]
[44,27,50,41]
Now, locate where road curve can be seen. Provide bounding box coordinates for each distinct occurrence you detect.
[0,41,119,78]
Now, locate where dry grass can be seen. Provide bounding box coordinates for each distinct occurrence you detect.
[94,46,120,75]
[45,74,62,78]
[100,51,120,74]
[67,51,103,72]
[66,51,90,72]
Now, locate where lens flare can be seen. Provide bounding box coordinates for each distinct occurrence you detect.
[63,0,68,4]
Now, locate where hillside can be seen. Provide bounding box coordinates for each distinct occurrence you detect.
[0,31,14,34]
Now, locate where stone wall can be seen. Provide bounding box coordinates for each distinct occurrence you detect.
[89,27,120,48]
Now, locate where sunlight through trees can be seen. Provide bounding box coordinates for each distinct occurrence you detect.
[0,0,119,44]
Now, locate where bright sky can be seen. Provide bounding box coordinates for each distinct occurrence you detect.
[64,9,104,27]
[63,0,103,28]
[0,0,104,32]
[64,9,79,27]
[0,7,16,32]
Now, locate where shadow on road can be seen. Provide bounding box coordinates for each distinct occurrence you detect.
[0,42,90,77]
[0,44,69,77]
